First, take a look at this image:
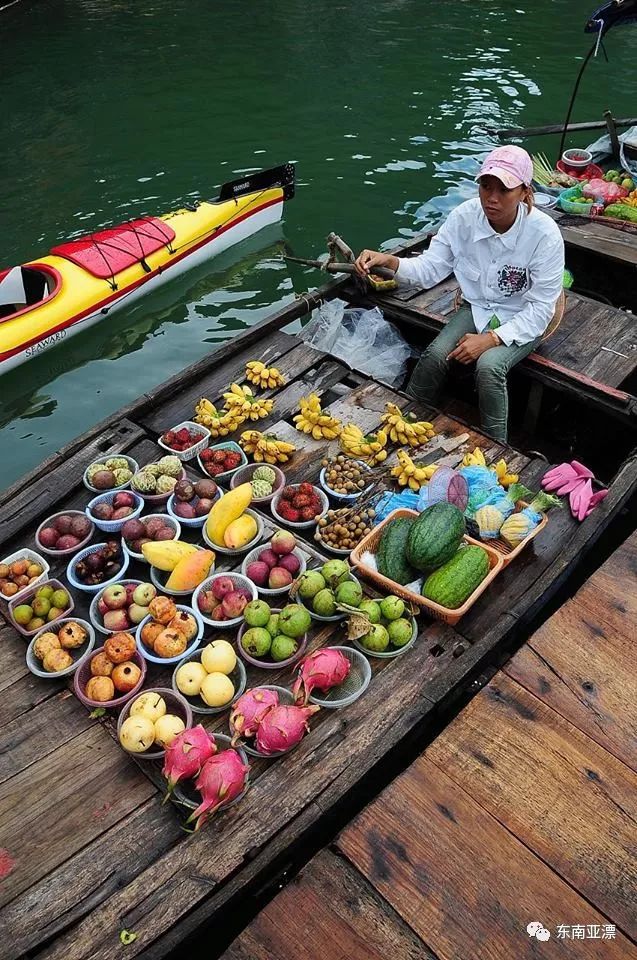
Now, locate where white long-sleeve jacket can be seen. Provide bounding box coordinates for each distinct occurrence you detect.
[395,197,565,346]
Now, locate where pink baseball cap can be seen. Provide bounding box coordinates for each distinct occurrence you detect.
[477,145,533,188]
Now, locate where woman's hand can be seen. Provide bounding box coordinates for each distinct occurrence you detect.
[354,249,399,278]
[447,332,497,364]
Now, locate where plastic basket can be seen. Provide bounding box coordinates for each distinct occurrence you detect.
[83,454,138,493]
[67,542,130,594]
[86,491,143,533]
[202,507,264,555]
[352,615,418,659]
[297,572,361,623]
[135,605,204,665]
[319,460,373,502]
[122,514,181,562]
[240,544,306,597]
[237,610,308,670]
[73,646,147,710]
[171,647,247,715]
[229,463,285,504]
[192,573,258,629]
[157,421,210,462]
[26,618,96,678]
[8,578,74,637]
[197,441,248,483]
[228,685,299,758]
[558,186,593,216]
[131,465,187,506]
[172,733,249,811]
[313,530,355,557]
[149,555,215,598]
[271,485,329,530]
[89,579,143,635]
[484,502,548,568]
[349,508,503,626]
[0,548,50,603]
[117,687,193,760]
[301,646,372,709]
[167,489,220,528]
[35,510,95,557]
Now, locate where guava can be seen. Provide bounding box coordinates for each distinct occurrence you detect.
[241,627,272,658]
[380,595,405,621]
[312,588,336,617]
[271,634,299,662]
[297,570,326,600]
[243,599,272,628]
[321,559,350,587]
[387,618,413,648]
[361,623,390,652]
[358,599,382,623]
[278,603,311,638]
[265,613,280,638]
[335,579,362,607]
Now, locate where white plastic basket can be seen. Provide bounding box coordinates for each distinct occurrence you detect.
[67,542,130,594]
[83,454,138,493]
[26,618,96,679]
[89,579,143,636]
[240,544,306,597]
[121,514,181,562]
[171,648,247,716]
[0,548,50,603]
[271,485,329,530]
[192,573,258,629]
[202,507,264,555]
[197,441,248,482]
[158,421,211,462]
[86,491,143,533]
[305,646,372,709]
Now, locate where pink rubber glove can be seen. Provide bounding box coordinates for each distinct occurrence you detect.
[542,463,578,491]
[584,488,609,517]
[557,476,588,496]
[570,478,593,521]
[570,460,594,479]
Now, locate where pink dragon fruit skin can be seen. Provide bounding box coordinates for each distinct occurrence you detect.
[292,648,350,704]
[187,750,250,830]
[229,687,279,745]
[255,704,320,756]
[162,724,217,799]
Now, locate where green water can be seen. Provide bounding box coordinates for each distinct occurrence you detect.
[2,0,636,490]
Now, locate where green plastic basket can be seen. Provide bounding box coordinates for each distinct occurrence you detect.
[558,186,593,216]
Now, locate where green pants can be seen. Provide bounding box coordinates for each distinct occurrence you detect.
[405,306,540,442]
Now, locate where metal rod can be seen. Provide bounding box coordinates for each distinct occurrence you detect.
[283,255,396,280]
[490,117,637,139]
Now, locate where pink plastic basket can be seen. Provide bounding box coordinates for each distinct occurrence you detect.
[74,646,147,710]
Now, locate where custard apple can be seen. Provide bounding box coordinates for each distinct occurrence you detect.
[113,467,133,486]
[145,463,164,477]
[156,474,178,494]
[251,478,273,498]
[253,466,276,485]
[105,457,130,472]
[157,455,182,478]
[86,462,107,483]
[132,471,158,494]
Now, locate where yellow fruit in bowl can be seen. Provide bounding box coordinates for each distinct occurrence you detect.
[200,672,235,707]
[130,692,166,723]
[120,715,155,753]
[175,660,207,696]
[201,639,236,675]
[223,514,258,549]
[153,713,185,748]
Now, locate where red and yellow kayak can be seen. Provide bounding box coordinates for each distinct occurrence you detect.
[0,164,294,373]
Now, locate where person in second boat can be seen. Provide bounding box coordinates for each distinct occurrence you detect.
[354,145,565,442]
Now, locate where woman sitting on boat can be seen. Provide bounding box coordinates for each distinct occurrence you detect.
[355,145,565,442]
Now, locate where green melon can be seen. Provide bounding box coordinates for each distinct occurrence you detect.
[421,545,490,609]
[406,502,465,573]
[376,517,417,585]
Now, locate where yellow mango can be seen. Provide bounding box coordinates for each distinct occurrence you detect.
[206,483,253,546]
[141,540,199,572]
[223,514,258,549]
[165,550,215,591]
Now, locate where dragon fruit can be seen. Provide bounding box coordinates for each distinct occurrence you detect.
[254,704,320,756]
[186,750,250,830]
[162,724,217,799]
[230,687,279,745]
[292,648,351,704]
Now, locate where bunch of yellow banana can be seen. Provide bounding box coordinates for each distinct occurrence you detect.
[492,458,519,488]
[293,393,342,440]
[222,383,274,421]
[194,398,245,437]
[380,402,436,447]
[239,430,296,464]
[391,449,438,491]
[462,447,486,467]
[245,360,286,389]
[340,424,388,464]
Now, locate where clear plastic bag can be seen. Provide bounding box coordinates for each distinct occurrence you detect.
[299,298,413,387]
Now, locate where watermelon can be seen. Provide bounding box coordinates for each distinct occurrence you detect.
[406,502,466,573]
[422,545,490,609]
[376,517,418,585]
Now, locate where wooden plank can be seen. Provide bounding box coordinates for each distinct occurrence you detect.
[426,674,637,937]
[0,797,182,960]
[0,418,146,551]
[220,850,433,960]
[0,724,156,908]
[338,754,636,960]
[574,533,637,636]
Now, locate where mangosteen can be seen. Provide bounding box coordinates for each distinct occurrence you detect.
[92,470,116,490]
[56,534,80,550]
[103,541,120,559]
[154,526,176,541]
[92,503,114,521]
[86,553,105,572]
[74,560,88,579]
[174,478,195,502]
[54,515,73,535]
[70,515,92,539]
[144,518,164,537]
[193,478,218,500]
[122,518,146,542]
[194,498,213,517]
[173,501,197,519]
[111,506,133,520]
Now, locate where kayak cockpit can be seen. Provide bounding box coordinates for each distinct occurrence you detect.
[0,264,61,322]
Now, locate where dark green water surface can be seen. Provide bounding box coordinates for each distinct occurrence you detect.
[2,0,636,488]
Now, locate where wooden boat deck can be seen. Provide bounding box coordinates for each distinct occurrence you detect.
[222,530,637,960]
[1,325,636,960]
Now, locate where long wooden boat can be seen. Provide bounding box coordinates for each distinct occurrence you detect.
[0,253,636,959]
[0,164,294,374]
